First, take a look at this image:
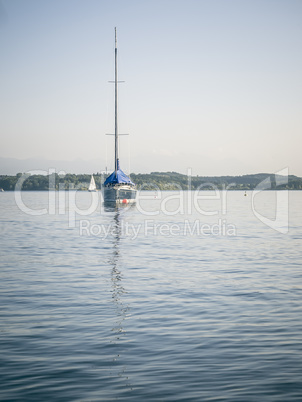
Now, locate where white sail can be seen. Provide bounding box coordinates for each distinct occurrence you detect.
[88,175,97,191]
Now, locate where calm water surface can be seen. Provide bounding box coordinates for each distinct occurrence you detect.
[0,191,302,401]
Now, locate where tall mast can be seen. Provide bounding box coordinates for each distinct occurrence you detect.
[114,27,119,175]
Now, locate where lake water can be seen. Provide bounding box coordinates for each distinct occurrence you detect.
[0,190,302,401]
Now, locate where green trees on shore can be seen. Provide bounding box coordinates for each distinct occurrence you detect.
[0,171,302,191]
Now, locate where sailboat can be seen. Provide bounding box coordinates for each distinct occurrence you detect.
[103,28,137,204]
[88,175,97,192]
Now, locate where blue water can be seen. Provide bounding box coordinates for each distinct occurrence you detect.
[0,191,302,401]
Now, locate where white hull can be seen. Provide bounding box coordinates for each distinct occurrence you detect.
[103,186,137,204]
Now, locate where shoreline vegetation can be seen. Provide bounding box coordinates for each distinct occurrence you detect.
[0,172,302,191]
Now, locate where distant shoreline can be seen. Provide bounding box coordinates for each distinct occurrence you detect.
[0,172,301,191]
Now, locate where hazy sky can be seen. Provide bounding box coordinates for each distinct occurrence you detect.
[1,0,301,176]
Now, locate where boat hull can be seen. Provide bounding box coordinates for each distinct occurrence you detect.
[103,187,137,204]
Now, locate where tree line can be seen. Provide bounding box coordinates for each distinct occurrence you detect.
[0,171,302,191]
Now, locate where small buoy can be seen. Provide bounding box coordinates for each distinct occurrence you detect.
[122,199,128,204]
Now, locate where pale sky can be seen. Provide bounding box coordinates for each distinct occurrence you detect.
[1,0,301,176]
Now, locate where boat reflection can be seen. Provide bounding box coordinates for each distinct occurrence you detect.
[109,210,129,340]
[103,201,136,213]
[108,210,132,386]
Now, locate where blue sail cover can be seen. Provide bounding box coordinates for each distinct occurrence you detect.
[104,168,134,186]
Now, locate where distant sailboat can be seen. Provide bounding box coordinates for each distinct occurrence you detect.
[103,28,137,204]
[88,175,97,192]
